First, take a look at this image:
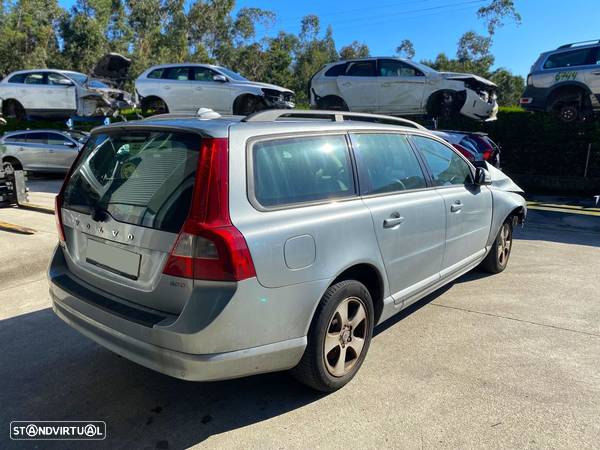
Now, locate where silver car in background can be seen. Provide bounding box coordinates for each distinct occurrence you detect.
[0,129,87,172]
[135,63,295,116]
[49,110,525,392]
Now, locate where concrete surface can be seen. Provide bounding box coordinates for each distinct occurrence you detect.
[0,179,599,449]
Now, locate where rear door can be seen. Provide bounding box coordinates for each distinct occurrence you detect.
[190,66,232,113]
[161,66,195,113]
[411,135,492,275]
[337,60,379,111]
[60,130,202,314]
[19,132,49,170]
[584,46,600,95]
[377,59,426,114]
[351,132,445,304]
[19,72,48,111]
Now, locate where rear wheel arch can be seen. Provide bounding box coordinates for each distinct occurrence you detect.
[2,98,26,120]
[546,83,592,118]
[328,263,385,325]
[315,94,349,111]
[140,95,169,115]
[2,156,23,170]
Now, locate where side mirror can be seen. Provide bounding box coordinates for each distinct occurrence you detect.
[56,79,74,87]
[212,74,227,83]
[474,167,492,186]
[63,140,76,147]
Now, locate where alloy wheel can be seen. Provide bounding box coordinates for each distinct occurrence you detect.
[497,223,512,266]
[323,297,368,377]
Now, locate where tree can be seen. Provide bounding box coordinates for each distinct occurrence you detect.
[0,0,64,76]
[395,39,415,60]
[478,0,521,35]
[489,68,524,106]
[339,41,370,60]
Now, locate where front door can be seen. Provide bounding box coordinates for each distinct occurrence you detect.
[377,59,427,114]
[351,132,446,304]
[337,60,379,112]
[190,67,232,113]
[46,72,77,113]
[411,135,492,274]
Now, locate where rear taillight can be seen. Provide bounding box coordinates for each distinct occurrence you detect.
[55,195,65,243]
[163,138,256,282]
[55,148,85,243]
[482,149,493,161]
[452,144,475,161]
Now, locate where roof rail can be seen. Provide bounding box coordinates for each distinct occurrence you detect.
[242,109,427,130]
[557,39,600,50]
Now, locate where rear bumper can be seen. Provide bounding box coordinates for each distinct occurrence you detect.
[52,295,306,381]
[48,245,310,381]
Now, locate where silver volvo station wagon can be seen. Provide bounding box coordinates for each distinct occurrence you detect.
[49,109,526,392]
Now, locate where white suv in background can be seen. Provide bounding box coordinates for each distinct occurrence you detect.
[310,57,498,121]
[135,63,295,116]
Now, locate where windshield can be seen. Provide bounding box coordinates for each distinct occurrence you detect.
[216,67,248,81]
[63,130,201,233]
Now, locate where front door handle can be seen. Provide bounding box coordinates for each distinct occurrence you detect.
[342,82,351,87]
[593,71,600,76]
[450,201,463,213]
[383,212,404,228]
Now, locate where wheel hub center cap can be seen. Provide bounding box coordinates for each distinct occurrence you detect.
[340,327,351,345]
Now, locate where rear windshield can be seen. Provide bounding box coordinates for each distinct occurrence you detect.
[63,130,200,233]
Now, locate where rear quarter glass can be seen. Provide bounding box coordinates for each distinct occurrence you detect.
[62,130,201,233]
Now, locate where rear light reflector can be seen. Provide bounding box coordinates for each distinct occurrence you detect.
[453,143,475,161]
[520,97,533,105]
[163,138,256,282]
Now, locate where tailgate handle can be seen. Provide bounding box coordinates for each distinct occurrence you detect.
[383,212,404,228]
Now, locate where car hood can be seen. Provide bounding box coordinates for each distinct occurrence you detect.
[91,53,132,87]
[439,72,497,89]
[486,163,524,193]
[234,80,294,94]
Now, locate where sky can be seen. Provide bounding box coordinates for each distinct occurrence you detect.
[59,0,600,77]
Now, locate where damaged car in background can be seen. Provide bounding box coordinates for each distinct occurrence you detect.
[0,53,135,121]
[309,57,498,121]
[134,63,295,116]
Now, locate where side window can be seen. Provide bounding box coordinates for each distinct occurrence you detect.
[543,48,595,69]
[8,73,26,84]
[352,133,426,194]
[47,73,72,86]
[24,133,48,145]
[192,67,218,81]
[5,133,27,143]
[46,133,70,145]
[24,73,46,85]
[412,136,473,186]
[325,63,348,77]
[345,60,376,77]
[252,135,355,207]
[147,68,165,79]
[163,67,190,81]
[378,59,424,77]
[594,46,600,65]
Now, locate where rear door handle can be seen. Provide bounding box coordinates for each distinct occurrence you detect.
[450,201,462,213]
[593,71,600,76]
[342,82,351,87]
[163,86,171,90]
[383,212,404,228]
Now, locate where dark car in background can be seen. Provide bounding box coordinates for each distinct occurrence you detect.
[430,130,501,168]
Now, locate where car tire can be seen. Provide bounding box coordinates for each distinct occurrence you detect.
[291,280,374,392]
[233,95,266,116]
[481,219,513,274]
